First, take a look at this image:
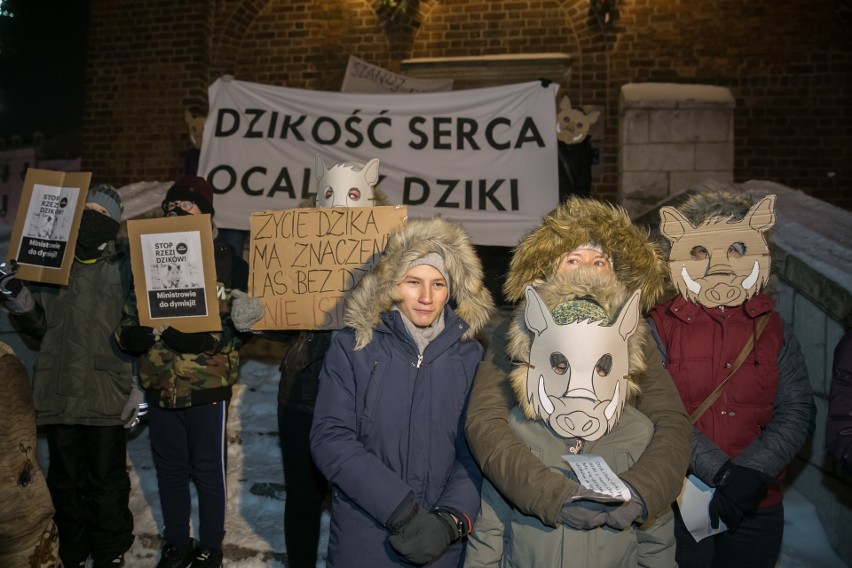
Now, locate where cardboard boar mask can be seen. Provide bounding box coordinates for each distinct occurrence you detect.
[314,155,378,208]
[660,194,775,308]
[523,285,641,441]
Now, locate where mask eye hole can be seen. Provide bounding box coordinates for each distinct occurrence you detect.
[728,242,746,258]
[595,354,612,377]
[348,188,361,201]
[323,188,333,199]
[690,246,709,260]
[550,352,569,376]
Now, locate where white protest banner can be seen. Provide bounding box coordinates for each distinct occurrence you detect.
[198,78,559,246]
[248,205,407,330]
[341,55,454,94]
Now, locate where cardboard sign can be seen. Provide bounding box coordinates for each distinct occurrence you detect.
[126,215,221,332]
[8,168,91,285]
[248,205,408,330]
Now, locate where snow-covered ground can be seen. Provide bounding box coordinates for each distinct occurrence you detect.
[113,358,849,567]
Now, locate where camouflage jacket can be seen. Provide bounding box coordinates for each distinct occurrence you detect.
[117,239,248,409]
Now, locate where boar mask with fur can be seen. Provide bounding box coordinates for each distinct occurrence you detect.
[522,285,641,441]
[660,194,776,308]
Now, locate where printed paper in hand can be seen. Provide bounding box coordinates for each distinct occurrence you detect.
[562,454,631,501]
[676,475,727,542]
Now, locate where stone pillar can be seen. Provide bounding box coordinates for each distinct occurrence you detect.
[618,83,735,218]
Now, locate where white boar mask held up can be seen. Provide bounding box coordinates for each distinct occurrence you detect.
[314,155,379,208]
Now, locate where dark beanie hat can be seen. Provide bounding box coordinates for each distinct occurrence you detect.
[86,184,123,223]
[163,176,215,216]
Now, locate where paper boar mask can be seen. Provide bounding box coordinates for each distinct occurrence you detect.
[314,155,379,208]
[660,194,775,308]
[521,284,641,441]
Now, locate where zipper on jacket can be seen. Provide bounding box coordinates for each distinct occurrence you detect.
[416,354,423,368]
[358,362,379,437]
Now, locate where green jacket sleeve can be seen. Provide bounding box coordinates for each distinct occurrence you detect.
[620,341,692,520]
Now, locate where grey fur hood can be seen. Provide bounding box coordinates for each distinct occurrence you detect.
[345,217,494,350]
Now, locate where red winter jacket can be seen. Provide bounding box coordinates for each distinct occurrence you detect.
[650,293,786,507]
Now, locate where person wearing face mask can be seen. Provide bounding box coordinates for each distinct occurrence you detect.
[464,197,692,537]
[229,155,382,568]
[115,176,248,568]
[650,187,813,568]
[0,184,136,568]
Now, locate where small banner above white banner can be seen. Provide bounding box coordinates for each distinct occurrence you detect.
[198,77,559,246]
[341,56,454,94]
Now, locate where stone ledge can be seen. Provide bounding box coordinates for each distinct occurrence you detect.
[620,83,735,110]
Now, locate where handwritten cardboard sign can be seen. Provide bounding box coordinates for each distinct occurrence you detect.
[126,215,221,332]
[8,168,91,285]
[248,205,408,330]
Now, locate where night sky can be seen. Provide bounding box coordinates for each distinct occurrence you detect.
[0,0,88,141]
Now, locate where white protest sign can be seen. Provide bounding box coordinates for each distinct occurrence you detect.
[198,78,559,246]
[341,55,454,94]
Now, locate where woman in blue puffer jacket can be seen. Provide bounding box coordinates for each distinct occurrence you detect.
[310,217,494,567]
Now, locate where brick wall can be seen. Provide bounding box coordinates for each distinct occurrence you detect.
[82,0,852,210]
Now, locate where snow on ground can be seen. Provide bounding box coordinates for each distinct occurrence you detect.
[121,359,328,567]
[117,358,848,567]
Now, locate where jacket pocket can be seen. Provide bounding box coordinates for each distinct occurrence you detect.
[94,355,132,374]
[357,360,386,436]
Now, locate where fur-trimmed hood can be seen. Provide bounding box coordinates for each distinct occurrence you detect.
[345,217,494,350]
[504,197,667,313]
[506,270,648,417]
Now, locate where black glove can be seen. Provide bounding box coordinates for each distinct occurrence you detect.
[709,462,772,533]
[388,508,459,565]
[120,326,156,353]
[161,326,218,353]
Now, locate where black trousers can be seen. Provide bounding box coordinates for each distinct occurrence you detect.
[148,402,228,551]
[279,405,330,568]
[44,424,134,565]
[674,503,784,568]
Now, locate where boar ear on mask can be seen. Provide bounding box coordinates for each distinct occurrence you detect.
[660,194,776,309]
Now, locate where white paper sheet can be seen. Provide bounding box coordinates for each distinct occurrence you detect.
[676,474,727,542]
[562,454,630,501]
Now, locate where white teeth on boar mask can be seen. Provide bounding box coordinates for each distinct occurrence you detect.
[660,194,776,309]
[314,154,379,209]
[523,285,640,441]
